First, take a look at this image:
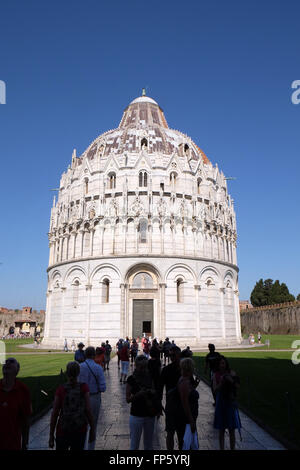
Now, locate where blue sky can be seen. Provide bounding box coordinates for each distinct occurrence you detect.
[0,0,299,310]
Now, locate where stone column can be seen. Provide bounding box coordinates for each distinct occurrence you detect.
[194,285,201,343]
[85,284,92,344]
[66,234,70,260]
[159,283,166,339]
[59,287,66,341]
[219,287,226,340]
[234,289,242,341]
[72,231,76,259]
[120,283,127,338]
[90,228,95,257]
[79,229,84,257]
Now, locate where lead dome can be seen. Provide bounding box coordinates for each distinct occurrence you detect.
[42,92,242,349]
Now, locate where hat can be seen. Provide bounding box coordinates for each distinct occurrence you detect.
[78,342,85,347]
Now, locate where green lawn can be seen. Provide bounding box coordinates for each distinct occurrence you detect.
[2,338,35,352]
[1,338,67,353]
[194,350,300,448]
[0,354,73,417]
[243,334,300,350]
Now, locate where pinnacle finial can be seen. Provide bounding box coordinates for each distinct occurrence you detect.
[142,88,146,96]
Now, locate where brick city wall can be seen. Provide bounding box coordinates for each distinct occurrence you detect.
[240,301,300,334]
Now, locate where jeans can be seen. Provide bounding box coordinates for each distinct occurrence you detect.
[129,415,155,450]
[85,393,101,450]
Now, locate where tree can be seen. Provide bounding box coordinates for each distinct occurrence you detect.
[297,294,300,301]
[250,279,295,307]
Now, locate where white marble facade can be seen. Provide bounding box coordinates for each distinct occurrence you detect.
[42,93,242,349]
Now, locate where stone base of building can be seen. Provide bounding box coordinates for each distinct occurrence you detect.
[40,335,243,351]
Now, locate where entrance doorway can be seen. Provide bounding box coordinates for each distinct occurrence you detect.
[132,299,153,338]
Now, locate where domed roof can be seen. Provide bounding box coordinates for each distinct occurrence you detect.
[82,92,210,166]
[129,96,158,105]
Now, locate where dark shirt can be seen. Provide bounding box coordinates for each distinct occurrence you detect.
[205,351,221,373]
[159,362,181,400]
[127,374,153,417]
[74,349,85,363]
[148,358,161,390]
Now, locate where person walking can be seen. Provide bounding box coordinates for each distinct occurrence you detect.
[49,361,95,451]
[74,342,85,363]
[104,340,112,370]
[126,355,162,450]
[204,343,221,406]
[162,338,171,366]
[143,337,150,359]
[130,338,138,366]
[78,347,106,450]
[158,345,182,450]
[0,358,32,450]
[116,339,123,369]
[148,346,161,392]
[95,345,105,369]
[212,356,241,450]
[120,343,130,384]
[177,358,200,449]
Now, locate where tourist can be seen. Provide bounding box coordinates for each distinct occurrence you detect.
[177,358,200,449]
[0,358,32,450]
[162,337,171,366]
[181,346,193,358]
[49,361,95,450]
[143,337,150,359]
[159,340,164,361]
[130,338,138,366]
[78,347,106,450]
[71,339,76,353]
[204,343,221,406]
[116,339,124,369]
[126,355,162,450]
[120,342,130,383]
[158,345,182,450]
[148,345,161,391]
[212,356,241,450]
[95,345,105,369]
[104,340,112,370]
[64,338,68,352]
[257,332,262,344]
[74,342,85,363]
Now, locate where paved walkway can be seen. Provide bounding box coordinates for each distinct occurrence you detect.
[28,356,285,451]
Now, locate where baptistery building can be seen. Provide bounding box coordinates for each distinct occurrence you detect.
[42,92,242,348]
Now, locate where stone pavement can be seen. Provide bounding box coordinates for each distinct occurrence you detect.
[28,356,285,451]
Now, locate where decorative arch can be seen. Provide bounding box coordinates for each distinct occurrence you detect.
[164,263,197,284]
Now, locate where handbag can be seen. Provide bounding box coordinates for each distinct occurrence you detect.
[182,424,199,450]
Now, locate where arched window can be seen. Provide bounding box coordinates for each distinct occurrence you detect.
[108,173,116,190]
[102,279,110,303]
[197,178,201,195]
[184,144,190,156]
[138,219,148,243]
[176,278,184,303]
[139,171,148,187]
[141,137,148,149]
[170,172,177,190]
[132,272,154,288]
[73,279,80,307]
[84,178,89,194]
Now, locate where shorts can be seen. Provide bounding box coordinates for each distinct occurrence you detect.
[121,361,129,375]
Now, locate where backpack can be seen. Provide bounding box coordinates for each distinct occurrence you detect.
[60,383,87,433]
[139,388,162,417]
[133,376,162,417]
